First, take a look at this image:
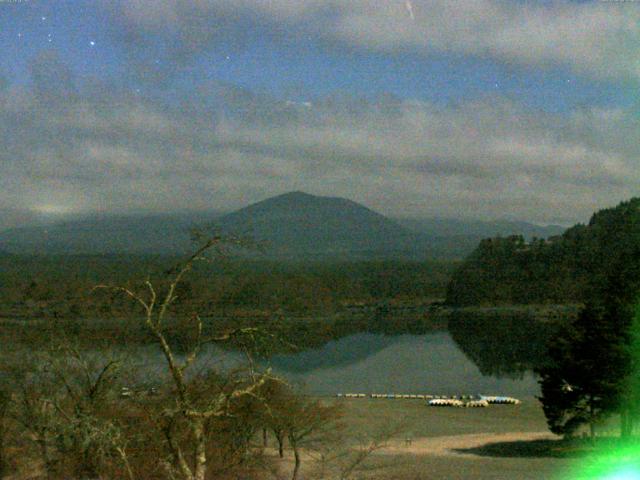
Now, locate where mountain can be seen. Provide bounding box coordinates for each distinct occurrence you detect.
[183,192,563,259]
[0,207,76,231]
[215,191,417,258]
[0,192,566,259]
[0,212,222,255]
[396,217,565,241]
[0,192,416,258]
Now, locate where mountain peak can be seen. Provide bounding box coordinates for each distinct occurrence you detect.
[216,192,411,258]
[248,191,356,211]
[270,191,317,202]
[280,190,314,198]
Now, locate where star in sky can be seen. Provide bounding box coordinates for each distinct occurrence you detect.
[90,41,96,46]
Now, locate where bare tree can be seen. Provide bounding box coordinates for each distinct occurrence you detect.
[335,428,398,480]
[286,399,338,480]
[47,345,133,480]
[258,381,340,480]
[309,420,404,480]
[5,346,134,480]
[96,237,277,480]
[7,354,58,479]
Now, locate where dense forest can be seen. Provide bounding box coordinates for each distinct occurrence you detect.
[0,255,455,317]
[0,254,454,353]
[445,198,640,306]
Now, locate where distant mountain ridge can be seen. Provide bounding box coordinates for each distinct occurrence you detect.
[398,217,564,241]
[0,212,222,256]
[0,192,566,259]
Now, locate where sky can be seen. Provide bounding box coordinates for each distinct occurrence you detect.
[0,0,639,228]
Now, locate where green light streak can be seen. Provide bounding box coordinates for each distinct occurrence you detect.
[603,469,640,480]
[561,303,640,480]
[567,442,640,479]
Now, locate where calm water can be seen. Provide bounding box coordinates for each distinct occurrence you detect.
[120,331,541,398]
[265,332,540,397]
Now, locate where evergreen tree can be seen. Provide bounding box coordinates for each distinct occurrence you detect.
[537,302,629,438]
[618,301,640,437]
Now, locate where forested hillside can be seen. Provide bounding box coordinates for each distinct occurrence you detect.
[0,255,455,320]
[445,198,640,306]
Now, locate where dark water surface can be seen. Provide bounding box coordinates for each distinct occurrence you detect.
[265,332,540,397]
[62,310,560,398]
[124,331,540,397]
[111,331,539,398]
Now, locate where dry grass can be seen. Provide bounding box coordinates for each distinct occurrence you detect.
[5,397,582,480]
[314,397,578,480]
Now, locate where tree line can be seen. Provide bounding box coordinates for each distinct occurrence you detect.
[536,198,640,439]
[446,197,640,439]
[0,254,455,319]
[444,199,640,306]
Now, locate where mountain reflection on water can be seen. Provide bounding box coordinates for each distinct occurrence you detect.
[130,308,575,398]
[266,332,540,397]
[260,307,577,397]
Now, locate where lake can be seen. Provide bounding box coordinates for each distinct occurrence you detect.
[140,330,540,398]
[11,312,552,399]
[266,332,540,397]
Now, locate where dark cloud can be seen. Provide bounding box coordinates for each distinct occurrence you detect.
[103,2,260,86]
[30,50,78,105]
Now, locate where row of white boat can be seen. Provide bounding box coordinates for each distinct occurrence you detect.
[335,393,520,407]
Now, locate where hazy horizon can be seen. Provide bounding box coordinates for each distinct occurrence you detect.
[0,190,578,232]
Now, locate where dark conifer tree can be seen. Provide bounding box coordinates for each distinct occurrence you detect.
[537,301,629,438]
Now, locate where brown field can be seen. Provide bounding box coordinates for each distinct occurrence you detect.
[265,397,581,480]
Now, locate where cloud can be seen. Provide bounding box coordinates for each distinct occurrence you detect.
[2,57,639,226]
[30,50,78,104]
[109,0,640,82]
[332,0,640,81]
